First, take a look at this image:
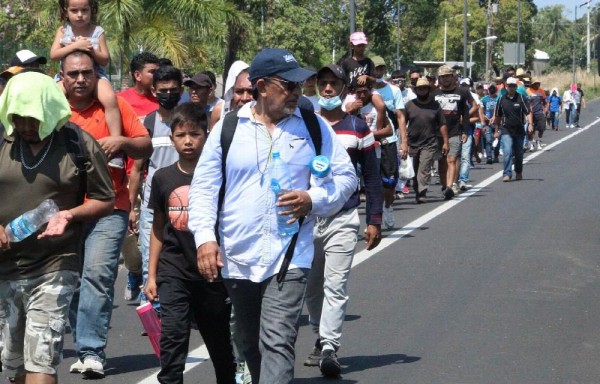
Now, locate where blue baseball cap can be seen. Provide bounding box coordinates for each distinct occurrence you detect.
[249,48,315,83]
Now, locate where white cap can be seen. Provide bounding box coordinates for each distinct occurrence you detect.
[506,77,518,85]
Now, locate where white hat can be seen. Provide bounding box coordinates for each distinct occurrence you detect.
[506,77,518,85]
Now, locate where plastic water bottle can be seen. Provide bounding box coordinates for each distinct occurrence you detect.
[310,155,332,187]
[270,151,299,237]
[5,199,59,242]
[136,302,161,358]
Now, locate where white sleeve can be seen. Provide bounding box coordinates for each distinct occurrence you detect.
[188,120,224,247]
[306,116,358,218]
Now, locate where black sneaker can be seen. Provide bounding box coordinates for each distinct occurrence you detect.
[319,349,341,378]
[486,158,493,164]
[304,338,322,367]
[443,186,454,200]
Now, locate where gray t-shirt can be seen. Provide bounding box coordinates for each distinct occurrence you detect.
[142,112,180,208]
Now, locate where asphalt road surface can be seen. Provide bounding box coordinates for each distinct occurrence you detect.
[7,100,599,384]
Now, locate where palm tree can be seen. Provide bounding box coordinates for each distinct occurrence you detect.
[534,5,568,47]
[101,0,248,81]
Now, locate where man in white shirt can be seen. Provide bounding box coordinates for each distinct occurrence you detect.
[188,48,357,384]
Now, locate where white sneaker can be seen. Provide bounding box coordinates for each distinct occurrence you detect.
[458,181,472,191]
[82,358,105,379]
[536,140,542,150]
[70,360,84,373]
[383,205,395,229]
[451,183,460,194]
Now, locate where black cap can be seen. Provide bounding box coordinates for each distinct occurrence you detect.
[184,73,212,88]
[10,49,47,66]
[317,64,345,81]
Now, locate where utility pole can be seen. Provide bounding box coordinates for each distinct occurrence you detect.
[350,0,356,35]
[444,18,448,63]
[573,5,577,84]
[396,0,401,70]
[517,0,521,67]
[463,0,468,76]
[485,0,495,81]
[584,0,592,73]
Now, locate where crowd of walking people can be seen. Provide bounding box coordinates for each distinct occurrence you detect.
[0,2,588,383]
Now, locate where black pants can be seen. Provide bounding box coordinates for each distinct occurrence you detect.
[157,277,236,384]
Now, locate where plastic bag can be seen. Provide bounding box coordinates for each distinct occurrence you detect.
[399,155,415,179]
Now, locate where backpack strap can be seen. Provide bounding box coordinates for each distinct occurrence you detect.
[299,107,322,155]
[0,122,5,149]
[218,110,240,213]
[62,122,90,205]
[143,111,157,138]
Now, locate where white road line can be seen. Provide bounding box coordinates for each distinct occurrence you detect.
[137,117,600,384]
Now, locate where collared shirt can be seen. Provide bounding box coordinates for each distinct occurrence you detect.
[188,102,357,283]
[69,97,150,211]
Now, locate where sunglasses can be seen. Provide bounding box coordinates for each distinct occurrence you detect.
[264,77,304,92]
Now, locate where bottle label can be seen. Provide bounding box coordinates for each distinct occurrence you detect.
[9,215,34,241]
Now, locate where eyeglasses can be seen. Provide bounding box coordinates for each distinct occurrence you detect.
[391,78,404,84]
[264,77,304,92]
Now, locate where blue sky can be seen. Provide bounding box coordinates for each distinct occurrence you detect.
[534,0,592,20]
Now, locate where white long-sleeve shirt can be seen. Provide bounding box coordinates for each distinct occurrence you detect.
[188,102,357,282]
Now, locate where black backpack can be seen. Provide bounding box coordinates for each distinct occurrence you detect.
[217,108,323,283]
[143,111,159,137]
[0,122,89,204]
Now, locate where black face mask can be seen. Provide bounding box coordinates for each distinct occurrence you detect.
[156,92,181,110]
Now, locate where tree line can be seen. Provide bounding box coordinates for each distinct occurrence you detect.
[0,0,597,87]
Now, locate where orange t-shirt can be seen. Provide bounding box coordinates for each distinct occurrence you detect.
[69,96,149,211]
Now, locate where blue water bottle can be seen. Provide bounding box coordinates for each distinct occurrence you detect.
[270,151,300,236]
[310,155,331,187]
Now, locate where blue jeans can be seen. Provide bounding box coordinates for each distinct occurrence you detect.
[500,134,524,177]
[565,104,576,127]
[483,125,494,159]
[569,104,578,126]
[138,207,154,303]
[549,111,560,129]
[69,210,128,362]
[458,135,473,183]
[224,268,309,384]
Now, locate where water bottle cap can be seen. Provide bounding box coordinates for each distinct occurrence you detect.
[310,155,330,178]
[136,302,154,314]
[272,151,281,159]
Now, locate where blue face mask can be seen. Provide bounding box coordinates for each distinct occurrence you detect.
[318,96,343,111]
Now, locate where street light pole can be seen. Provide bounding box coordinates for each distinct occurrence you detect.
[470,36,498,78]
[444,14,470,64]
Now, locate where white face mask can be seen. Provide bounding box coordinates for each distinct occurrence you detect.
[318,95,343,111]
[376,77,385,84]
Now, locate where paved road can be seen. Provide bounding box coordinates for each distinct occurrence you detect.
[10,102,600,384]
